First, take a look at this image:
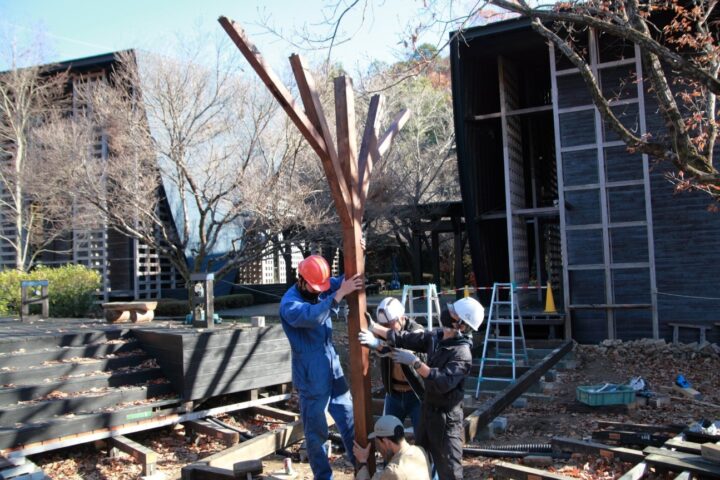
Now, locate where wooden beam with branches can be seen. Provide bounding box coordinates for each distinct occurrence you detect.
[218,15,410,474]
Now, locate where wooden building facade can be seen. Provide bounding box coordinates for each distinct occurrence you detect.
[0,52,183,300]
[450,19,720,343]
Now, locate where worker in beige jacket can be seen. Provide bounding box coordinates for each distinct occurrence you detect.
[353,415,431,480]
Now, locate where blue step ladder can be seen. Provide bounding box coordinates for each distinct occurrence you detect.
[475,282,529,398]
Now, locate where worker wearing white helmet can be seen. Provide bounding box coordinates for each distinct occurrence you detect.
[367,297,425,436]
[359,296,485,480]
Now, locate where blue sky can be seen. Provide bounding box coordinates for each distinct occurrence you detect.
[0,0,440,72]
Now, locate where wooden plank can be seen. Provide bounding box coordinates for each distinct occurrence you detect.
[597,421,685,434]
[250,405,299,423]
[186,420,240,445]
[0,398,183,450]
[593,430,670,447]
[376,108,411,158]
[702,443,720,463]
[551,437,644,462]
[108,435,157,476]
[0,353,149,386]
[0,382,174,426]
[645,452,720,479]
[495,461,577,479]
[335,76,361,218]
[181,464,235,480]
[205,420,305,469]
[358,94,384,209]
[618,462,647,480]
[465,340,572,440]
[0,340,140,369]
[664,438,703,454]
[289,54,351,225]
[0,367,165,406]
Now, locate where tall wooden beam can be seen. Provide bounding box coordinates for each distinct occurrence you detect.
[219,17,411,475]
[334,75,374,471]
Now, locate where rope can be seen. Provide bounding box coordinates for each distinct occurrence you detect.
[655,290,720,301]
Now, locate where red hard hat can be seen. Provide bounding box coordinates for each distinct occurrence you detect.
[298,255,331,293]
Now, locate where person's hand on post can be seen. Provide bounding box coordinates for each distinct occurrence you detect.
[360,236,366,252]
[353,440,370,465]
[334,273,363,303]
[391,348,419,366]
[359,329,380,349]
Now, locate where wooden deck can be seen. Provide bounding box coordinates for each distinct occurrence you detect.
[0,317,292,454]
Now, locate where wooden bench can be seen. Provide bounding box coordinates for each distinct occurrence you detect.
[102,301,158,323]
[668,322,712,345]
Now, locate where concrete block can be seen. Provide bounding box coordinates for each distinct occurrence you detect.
[492,416,508,433]
[251,316,266,327]
[511,397,528,409]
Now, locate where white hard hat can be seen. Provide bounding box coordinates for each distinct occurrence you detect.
[449,297,485,331]
[376,297,404,324]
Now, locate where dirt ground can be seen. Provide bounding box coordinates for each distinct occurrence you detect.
[33,338,720,479]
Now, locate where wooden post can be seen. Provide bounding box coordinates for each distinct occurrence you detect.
[218,16,410,475]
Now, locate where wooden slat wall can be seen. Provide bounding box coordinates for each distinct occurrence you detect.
[134,326,292,401]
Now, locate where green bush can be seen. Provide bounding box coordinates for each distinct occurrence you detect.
[215,293,254,310]
[155,293,254,318]
[0,264,101,317]
[154,298,190,317]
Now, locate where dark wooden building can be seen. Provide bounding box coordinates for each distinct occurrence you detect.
[450,19,720,343]
[1,51,185,300]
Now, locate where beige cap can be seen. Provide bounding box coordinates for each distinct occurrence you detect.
[368,415,404,439]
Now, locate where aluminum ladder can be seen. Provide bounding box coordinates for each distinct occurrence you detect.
[400,284,441,330]
[475,282,529,398]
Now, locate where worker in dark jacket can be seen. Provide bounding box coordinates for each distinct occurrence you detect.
[359,297,485,480]
[280,254,364,480]
[369,297,424,435]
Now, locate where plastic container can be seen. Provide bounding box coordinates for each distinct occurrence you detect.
[576,384,635,406]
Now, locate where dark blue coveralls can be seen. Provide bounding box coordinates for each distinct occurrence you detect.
[279,277,355,480]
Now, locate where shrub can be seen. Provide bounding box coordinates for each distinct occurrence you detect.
[0,264,101,317]
[215,293,254,310]
[154,293,254,318]
[154,298,190,317]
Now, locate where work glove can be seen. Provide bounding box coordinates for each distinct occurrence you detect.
[391,348,419,366]
[364,311,376,331]
[358,329,380,349]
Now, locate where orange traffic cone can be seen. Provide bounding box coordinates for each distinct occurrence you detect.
[544,281,557,313]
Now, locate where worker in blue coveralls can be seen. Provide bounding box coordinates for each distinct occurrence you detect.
[279,253,364,480]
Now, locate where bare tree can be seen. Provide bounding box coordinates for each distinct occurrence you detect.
[265,0,720,203]
[361,54,459,262]
[0,50,74,271]
[42,39,323,295]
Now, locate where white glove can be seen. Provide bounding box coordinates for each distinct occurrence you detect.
[358,329,380,349]
[391,348,419,366]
